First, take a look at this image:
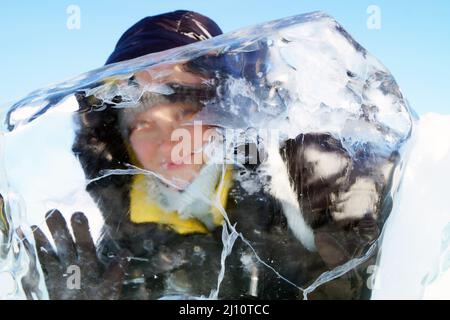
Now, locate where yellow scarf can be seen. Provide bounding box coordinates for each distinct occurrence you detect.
[129,168,233,234]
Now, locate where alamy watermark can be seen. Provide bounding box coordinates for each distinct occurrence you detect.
[169,122,280,166]
[66,5,81,30]
[367,5,382,30]
[66,265,81,290]
[366,264,381,290]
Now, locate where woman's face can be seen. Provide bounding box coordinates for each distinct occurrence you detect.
[129,101,215,189]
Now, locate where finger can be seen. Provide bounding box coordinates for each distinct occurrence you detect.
[17,228,45,298]
[99,251,129,300]
[32,226,62,277]
[45,209,77,266]
[19,228,40,270]
[71,212,99,272]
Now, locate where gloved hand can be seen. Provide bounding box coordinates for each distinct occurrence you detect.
[32,210,128,300]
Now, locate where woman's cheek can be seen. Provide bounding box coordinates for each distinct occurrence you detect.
[130,133,158,169]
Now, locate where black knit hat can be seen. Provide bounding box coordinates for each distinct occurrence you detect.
[105,10,223,65]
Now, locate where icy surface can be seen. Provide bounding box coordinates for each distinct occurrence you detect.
[0,12,420,299]
[372,114,450,299]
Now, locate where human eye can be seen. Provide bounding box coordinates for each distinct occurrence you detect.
[131,120,155,132]
[182,108,197,119]
[183,103,202,118]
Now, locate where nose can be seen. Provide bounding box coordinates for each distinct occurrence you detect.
[158,123,196,163]
[159,139,174,156]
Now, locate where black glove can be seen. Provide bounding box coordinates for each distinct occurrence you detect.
[32,210,128,300]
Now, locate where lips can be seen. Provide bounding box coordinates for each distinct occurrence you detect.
[166,161,185,169]
[162,153,194,170]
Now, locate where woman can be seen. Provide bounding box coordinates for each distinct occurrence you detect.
[34,10,396,300]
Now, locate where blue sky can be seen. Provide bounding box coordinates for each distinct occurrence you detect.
[0,0,449,115]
